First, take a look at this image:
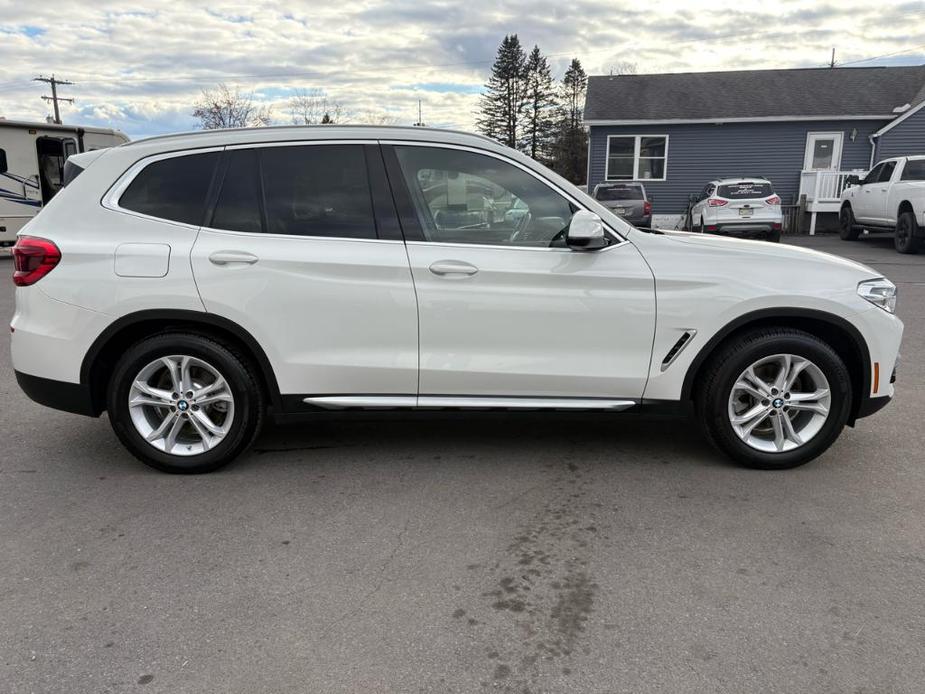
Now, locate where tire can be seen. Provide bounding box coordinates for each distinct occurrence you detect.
[106,333,265,473]
[894,210,921,254]
[839,205,860,241]
[767,229,782,243]
[699,216,706,233]
[696,328,852,470]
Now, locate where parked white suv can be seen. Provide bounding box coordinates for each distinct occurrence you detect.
[11,127,902,473]
[690,177,784,242]
[839,156,925,254]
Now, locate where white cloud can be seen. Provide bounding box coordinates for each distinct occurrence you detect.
[0,0,923,138]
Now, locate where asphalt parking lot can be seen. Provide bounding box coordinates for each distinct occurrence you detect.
[1,233,923,694]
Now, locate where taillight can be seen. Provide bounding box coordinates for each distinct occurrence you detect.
[12,236,61,287]
[765,195,781,205]
[643,200,652,215]
[707,198,728,207]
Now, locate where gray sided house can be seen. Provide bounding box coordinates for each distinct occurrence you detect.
[584,66,925,231]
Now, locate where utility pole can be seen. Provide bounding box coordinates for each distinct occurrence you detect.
[829,48,836,68]
[413,99,425,127]
[34,75,74,124]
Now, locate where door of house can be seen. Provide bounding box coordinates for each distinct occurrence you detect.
[803,132,843,171]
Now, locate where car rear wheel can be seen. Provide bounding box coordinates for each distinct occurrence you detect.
[839,205,860,241]
[107,333,265,473]
[894,211,921,254]
[697,328,852,469]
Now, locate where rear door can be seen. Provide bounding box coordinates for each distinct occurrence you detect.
[384,143,655,401]
[190,142,418,400]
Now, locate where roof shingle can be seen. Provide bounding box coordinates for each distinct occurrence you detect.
[584,65,925,122]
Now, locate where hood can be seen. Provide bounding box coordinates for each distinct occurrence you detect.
[650,228,880,277]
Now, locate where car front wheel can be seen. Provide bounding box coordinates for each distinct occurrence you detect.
[107,333,265,473]
[697,328,852,469]
[839,205,860,240]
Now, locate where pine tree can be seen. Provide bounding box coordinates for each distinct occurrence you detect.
[550,58,589,183]
[522,45,556,162]
[476,35,527,149]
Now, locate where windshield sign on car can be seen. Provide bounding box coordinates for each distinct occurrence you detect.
[717,182,773,199]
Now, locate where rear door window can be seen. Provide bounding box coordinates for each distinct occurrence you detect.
[716,182,773,199]
[119,151,220,226]
[260,145,376,239]
[901,160,925,181]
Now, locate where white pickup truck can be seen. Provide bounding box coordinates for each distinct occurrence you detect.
[839,155,925,254]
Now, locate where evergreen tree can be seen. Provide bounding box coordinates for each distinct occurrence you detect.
[550,58,589,183]
[522,45,557,162]
[476,35,527,149]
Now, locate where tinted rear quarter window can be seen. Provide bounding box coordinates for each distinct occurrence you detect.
[119,152,219,225]
[595,185,644,201]
[902,160,925,181]
[716,182,773,199]
[260,145,375,238]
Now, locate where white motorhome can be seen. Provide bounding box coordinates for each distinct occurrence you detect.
[0,119,128,244]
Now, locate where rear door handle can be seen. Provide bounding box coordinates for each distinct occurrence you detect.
[209,251,258,266]
[429,260,478,277]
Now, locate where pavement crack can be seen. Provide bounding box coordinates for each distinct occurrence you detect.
[318,518,410,638]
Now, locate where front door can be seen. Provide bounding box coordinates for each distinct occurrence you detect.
[804,132,843,172]
[191,143,419,399]
[385,144,656,400]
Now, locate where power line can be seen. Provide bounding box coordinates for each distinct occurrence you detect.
[33,74,74,124]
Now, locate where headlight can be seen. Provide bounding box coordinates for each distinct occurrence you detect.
[858,278,897,313]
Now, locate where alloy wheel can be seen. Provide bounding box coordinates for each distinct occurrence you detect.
[128,355,235,456]
[727,353,831,453]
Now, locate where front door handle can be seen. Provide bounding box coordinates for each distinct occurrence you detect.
[429,260,478,277]
[209,250,258,266]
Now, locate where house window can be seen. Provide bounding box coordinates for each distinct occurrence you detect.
[605,135,668,181]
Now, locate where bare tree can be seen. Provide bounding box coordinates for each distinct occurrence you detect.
[353,110,400,126]
[192,83,272,129]
[288,88,344,124]
[610,61,638,76]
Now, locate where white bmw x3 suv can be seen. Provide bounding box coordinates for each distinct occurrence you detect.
[11,126,902,473]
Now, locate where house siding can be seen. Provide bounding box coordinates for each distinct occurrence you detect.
[588,120,883,217]
[875,106,925,161]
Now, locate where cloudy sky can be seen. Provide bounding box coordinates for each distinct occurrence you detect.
[1,0,924,138]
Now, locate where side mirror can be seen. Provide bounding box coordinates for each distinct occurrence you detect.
[688,192,698,203]
[0,149,7,175]
[845,174,860,187]
[567,210,608,251]
[648,193,655,202]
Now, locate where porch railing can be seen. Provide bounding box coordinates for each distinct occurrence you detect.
[798,169,865,204]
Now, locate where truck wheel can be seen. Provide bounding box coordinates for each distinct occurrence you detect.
[697,328,852,470]
[106,333,265,473]
[839,205,860,240]
[894,211,921,254]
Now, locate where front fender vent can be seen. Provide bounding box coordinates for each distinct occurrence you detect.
[661,330,696,371]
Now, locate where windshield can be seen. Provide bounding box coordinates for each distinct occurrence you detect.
[595,185,644,201]
[717,182,773,199]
